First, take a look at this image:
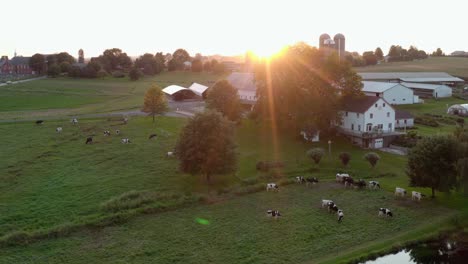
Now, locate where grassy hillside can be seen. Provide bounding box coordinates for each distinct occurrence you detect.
[354,57,468,79]
[0,72,223,119]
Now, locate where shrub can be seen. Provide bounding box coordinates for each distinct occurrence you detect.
[129,67,142,81]
[414,116,439,127]
[339,152,351,167]
[307,148,325,164]
[112,71,125,78]
[97,69,108,78]
[364,152,380,168]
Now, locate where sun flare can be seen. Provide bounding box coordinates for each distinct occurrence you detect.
[248,43,286,59]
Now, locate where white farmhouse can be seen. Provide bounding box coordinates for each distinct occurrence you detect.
[362,81,419,105]
[338,96,404,149]
[226,72,257,104]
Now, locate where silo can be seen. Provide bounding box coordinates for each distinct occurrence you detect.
[333,34,346,60]
[319,33,332,49]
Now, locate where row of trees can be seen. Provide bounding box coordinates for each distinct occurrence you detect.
[306,148,380,168]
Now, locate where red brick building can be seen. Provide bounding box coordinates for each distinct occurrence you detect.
[0,56,34,74]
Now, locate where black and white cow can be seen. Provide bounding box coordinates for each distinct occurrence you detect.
[379,208,393,217]
[353,179,366,189]
[104,130,111,136]
[267,210,281,218]
[321,199,334,208]
[121,138,131,144]
[306,177,319,186]
[368,181,381,190]
[337,210,344,223]
[35,120,44,125]
[336,173,350,183]
[71,118,78,125]
[411,191,426,201]
[85,137,93,144]
[56,127,62,133]
[167,151,174,157]
[266,183,279,191]
[148,133,157,140]
[296,176,306,184]
[328,203,339,214]
[395,187,407,197]
[344,177,355,188]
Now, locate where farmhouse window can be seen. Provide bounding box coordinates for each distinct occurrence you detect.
[351,124,354,130]
[404,120,407,124]
[375,104,378,107]
[345,112,348,117]
[370,113,373,119]
[387,112,390,117]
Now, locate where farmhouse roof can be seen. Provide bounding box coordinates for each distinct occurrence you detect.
[162,85,188,95]
[395,110,413,119]
[400,82,451,91]
[9,56,31,65]
[226,72,256,91]
[188,82,209,96]
[342,96,381,113]
[362,81,402,93]
[358,72,464,82]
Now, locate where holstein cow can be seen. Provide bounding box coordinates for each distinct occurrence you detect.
[321,199,334,208]
[71,118,78,125]
[337,210,344,223]
[395,187,407,197]
[56,127,62,133]
[306,177,319,186]
[104,130,111,136]
[328,203,339,214]
[353,179,366,189]
[121,138,131,144]
[267,210,281,218]
[266,183,279,191]
[35,120,44,125]
[167,151,174,157]
[368,181,381,190]
[412,191,426,201]
[344,177,355,188]
[336,173,350,183]
[379,208,393,217]
[296,176,306,184]
[85,137,93,144]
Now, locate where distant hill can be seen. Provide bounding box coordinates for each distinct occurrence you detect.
[354,57,468,80]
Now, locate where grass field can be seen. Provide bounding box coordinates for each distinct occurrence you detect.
[0,114,461,263]
[354,57,468,79]
[0,72,223,119]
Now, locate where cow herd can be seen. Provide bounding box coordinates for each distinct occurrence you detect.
[266,173,428,222]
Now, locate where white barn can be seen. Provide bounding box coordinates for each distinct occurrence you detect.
[362,81,419,105]
[400,82,452,99]
[226,72,257,104]
[339,96,403,149]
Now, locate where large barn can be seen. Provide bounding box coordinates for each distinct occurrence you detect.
[362,81,418,105]
[400,82,452,98]
[358,72,464,86]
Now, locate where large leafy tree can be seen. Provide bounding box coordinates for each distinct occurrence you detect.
[254,43,362,134]
[206,80,241,121]
[407,136,459,197]
[362,51,378,65]
[97,48,132,72]
[169,49,190,71]
[29,54,46,74]
[374,47,384,60]
[175,110,237,182]
[142,85,168,122]
[135,53,157,75]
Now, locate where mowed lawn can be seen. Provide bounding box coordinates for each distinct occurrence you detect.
[0,71,224,116]
[0,116,409,238]
[0,184,455,264]
[354,56,468,79]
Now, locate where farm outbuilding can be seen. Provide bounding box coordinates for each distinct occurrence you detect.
[362,81,419,105]
[162,85,198,101]
[395,110,414,128]
[358,72,464,86]
[447,104,468,116]
[400,82,452,99]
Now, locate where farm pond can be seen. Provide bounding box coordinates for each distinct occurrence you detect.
[361,232,468,264]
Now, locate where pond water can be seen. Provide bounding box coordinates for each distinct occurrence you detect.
[362,232,468,264]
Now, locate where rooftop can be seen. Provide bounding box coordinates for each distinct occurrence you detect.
[342,96,381,113]
[395,110,414,119]
[400,82,451,90]
[226,72,256,91]
[162,85,188,95]
[188,82,209,96]
[362,81,402,93]
[358,72,464,82]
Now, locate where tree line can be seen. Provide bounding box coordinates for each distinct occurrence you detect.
[346,46,446,66]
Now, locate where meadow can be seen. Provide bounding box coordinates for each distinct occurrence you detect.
[354,56,468,79]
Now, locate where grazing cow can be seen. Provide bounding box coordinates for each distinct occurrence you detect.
[266,183,279,191]
[321,199,334,208]
[167,151,174,157]
[148,134,157,140]
[379,208,393,217]
[368,181,381,190]
[115,130,120,135]
[85,137,93,144]
[395,187,407,197]
[104,130,111,136]
[296,176,306,184]
[306,177,319,186]
[71,118,78,125]
[123,117,128,124]
[35,120,44,125]
[267,210,281,218]
[337,210,344,223]
[344,177,355,188]
[353,179,366,189]
[328,203,339,214]
[411,191,426,201]
[56,127,62,133]
[336,173,350,183]
[121,138,131,144]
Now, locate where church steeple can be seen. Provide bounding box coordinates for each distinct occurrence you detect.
[14,49,17,57]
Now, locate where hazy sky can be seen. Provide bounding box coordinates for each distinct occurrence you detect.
[2,0,467,58]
